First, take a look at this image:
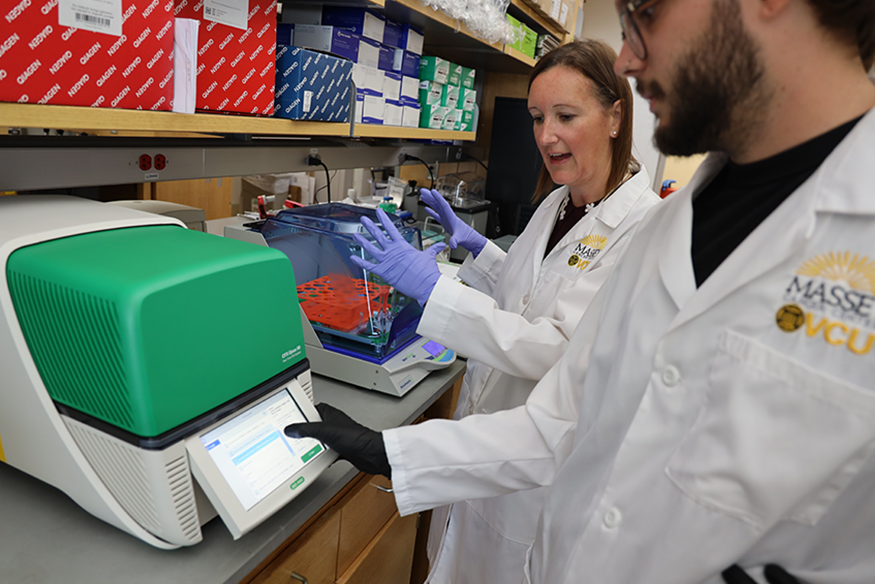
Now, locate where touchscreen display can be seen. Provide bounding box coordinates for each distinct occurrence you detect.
[422,339,446,357]
[200,389,324,510]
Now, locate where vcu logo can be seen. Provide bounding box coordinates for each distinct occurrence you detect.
[778,251,875,356]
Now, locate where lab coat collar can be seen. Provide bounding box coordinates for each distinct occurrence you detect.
[592,166,653,230]
[812,105,875,216]
[656,186,697,311]
[657,107,875,330]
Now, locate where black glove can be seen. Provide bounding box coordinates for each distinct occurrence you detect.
[284,403,391,478]
[722,564,801,584]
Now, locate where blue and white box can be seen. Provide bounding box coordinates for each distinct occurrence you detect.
[400,75,419,106]
[400,24,424,54]
[358,37,381,68]
[384,99,403,126]
[383,72,402,101]
[352,63,384,96]
[277,23,294,45]
[382,19,403,48]
[361,94,384,124]
[402,103,420,128]
[322,7,385,43]
[378,43,395,72]
[274,45,353,122]
[292,26,360,62]
[393,49,420,78]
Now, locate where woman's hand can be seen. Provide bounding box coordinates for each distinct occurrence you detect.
[421,188,487,258]
[349,208,446,306]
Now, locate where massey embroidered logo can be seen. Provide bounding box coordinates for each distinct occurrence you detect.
[777,251,875,355]
[567,235,607,271]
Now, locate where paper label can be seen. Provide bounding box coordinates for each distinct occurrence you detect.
[550,0,561,20]
[58,0,122,36]
[560,3,569,26]
[203,0,248,31]
[303,90,313,112]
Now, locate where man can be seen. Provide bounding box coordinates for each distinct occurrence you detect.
[287,1,875,581]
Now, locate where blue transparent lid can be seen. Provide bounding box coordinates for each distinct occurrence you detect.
[255,203,423,361]
[273,203,406,235]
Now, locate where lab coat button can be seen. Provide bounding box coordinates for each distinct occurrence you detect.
[604,507,622,528]
[522,293,531,305]
[662,365,681,387]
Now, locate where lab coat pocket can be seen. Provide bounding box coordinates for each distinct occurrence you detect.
[666,329,875,530]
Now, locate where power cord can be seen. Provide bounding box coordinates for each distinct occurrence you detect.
[462,153,488,172]
[307,154,331,203]
[402,154,435,189]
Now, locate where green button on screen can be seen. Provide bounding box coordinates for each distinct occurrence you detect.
[301,444,323,463]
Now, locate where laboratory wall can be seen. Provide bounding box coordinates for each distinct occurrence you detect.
[580,0,664,190]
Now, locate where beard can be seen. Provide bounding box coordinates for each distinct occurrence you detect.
[640,0,770,156]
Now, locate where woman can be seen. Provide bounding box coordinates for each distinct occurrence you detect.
[351,39,660,584]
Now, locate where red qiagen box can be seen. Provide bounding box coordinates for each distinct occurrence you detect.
[174,0,276,115]
[1,0,174,110]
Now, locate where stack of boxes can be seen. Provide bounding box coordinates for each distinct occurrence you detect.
[418,57,476,132]
[276,6,423,126]
[0,0,175,111]
[175,0,278,115]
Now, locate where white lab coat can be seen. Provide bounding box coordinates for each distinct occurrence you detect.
[385,108,875,584]
[412,170,659,584]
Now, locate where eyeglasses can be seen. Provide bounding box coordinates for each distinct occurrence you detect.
[618,0,660,61]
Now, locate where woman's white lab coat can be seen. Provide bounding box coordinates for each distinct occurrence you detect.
[385,108,875,584]
[413,169,659,584]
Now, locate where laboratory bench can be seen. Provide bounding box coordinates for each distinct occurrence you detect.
[0,360,465,584]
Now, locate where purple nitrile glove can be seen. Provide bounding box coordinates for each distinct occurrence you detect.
[350,208,446,306]
[420,188,487,257]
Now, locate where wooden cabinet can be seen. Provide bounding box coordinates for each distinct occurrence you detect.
[249,510,341,584]
[338,512,419,584]
[337,475,398,575]
[246,474,410,584]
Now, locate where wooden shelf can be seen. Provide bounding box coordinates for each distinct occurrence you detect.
[381,0,536,74]
[502,45,537,68]
[508,0,572,40]
[0,103,475,141]
[354,124,475,140]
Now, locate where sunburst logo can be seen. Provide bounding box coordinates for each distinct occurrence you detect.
[580,234,607,250]
[796,252,875,294]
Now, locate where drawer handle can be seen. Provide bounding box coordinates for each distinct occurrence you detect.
[289,572,309,584]
[372,483,393,493]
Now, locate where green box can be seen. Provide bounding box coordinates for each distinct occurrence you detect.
[459,87,477,111]
[447,62,461,87]
[441,84,460,109]
[461,109,475,131]
[460,66,475,89]
[419,80,443,106]
[442,108,461,131]
[520,25,538,58]
[419,55,449,84]
[420,103,449,129]
[506,14,522,50]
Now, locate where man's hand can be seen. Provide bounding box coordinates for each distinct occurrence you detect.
[722,564,802,584]
[284,403,391,478]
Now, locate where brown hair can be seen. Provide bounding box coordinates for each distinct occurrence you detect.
[528,39,636,204]
[805,0,875,70]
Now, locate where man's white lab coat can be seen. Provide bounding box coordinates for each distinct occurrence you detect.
[385,108,875,583]
[414,170,659,584]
